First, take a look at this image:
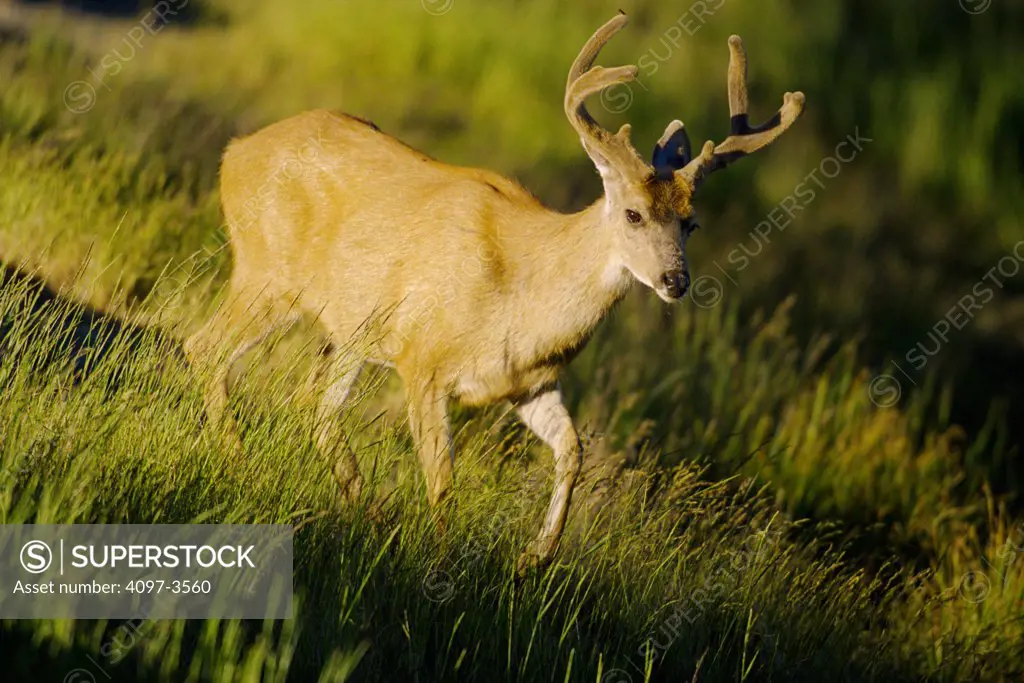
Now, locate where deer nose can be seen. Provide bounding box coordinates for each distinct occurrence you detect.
[661,271,689,299]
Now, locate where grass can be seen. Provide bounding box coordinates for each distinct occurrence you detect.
[2,264,1022,681]
[1,1,1023,680]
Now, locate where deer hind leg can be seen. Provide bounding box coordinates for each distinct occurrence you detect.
[184,284,298,455]
[404,378,454,509]
[314,353,366,503]
[514,385,583,574]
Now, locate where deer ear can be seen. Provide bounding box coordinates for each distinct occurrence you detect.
[581,124,648,199]
[651,120,692,177]
[580,140,619,182]
[579,140,635,206]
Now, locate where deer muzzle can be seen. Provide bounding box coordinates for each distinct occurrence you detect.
[659,270,689,300]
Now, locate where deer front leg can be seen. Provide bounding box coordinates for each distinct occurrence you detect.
[406,380,455,509]
[514,385,582,574]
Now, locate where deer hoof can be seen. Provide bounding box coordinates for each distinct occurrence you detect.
[515,543,553,577]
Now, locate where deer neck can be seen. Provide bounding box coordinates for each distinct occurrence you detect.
[513,197,633,361]
[567,198,634,311]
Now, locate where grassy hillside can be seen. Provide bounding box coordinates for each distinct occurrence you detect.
[1,1,1022,680]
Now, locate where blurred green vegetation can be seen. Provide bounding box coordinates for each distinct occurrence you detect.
[1,0,1023,680]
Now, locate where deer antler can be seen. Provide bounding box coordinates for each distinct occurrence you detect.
[657,35,805,185]
[565,12,648,178]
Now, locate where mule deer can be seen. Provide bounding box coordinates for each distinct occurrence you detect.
[184,12,804,571]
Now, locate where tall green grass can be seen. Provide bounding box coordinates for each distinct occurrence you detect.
[1,264,1021,681]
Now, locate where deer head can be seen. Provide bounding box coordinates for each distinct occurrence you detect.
[566,12,805,302]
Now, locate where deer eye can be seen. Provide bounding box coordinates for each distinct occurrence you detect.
[625,209,643,225]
